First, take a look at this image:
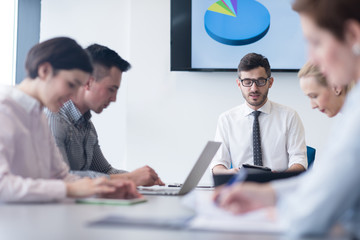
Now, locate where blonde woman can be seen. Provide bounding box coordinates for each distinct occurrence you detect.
[299,62,349,117]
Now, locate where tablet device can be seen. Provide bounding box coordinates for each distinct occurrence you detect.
[242,163,272,172]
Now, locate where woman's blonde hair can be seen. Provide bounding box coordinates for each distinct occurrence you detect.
[298,61,354,93]
[298,61,327,87]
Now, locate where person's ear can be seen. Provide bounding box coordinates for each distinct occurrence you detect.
[344,20,360,55]
[236,78,241,88]
[37,62,53,80]
[268,77,274,88]
[333,86,343,96]
[85,76,95,90]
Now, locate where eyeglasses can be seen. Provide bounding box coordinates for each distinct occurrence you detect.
[239,77,270,87]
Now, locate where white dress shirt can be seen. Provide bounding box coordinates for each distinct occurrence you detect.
[211,100,307,171]
[0,86,78,202]
[272,82,360,237]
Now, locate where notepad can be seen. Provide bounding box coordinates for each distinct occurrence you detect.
[76,197,147,206]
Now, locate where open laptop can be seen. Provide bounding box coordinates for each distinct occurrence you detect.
[138,141,221,196]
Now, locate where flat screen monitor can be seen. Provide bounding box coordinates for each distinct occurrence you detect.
[171,0,308,72]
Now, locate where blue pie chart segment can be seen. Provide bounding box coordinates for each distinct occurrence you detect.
[204,0,270,46]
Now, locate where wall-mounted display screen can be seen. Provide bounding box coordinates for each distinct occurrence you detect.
[171,0,307,71]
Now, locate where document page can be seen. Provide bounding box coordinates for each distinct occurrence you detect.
[182,191,285,233]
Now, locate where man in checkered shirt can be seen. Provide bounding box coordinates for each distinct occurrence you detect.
[45,44,164,186]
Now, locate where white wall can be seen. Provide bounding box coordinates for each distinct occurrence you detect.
[41,0,335,184]
[0,0,17,85]
[41,0,131,170]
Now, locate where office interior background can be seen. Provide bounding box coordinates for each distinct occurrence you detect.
[0,0,337,184]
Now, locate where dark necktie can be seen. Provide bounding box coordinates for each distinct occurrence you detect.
[252,111,263,166]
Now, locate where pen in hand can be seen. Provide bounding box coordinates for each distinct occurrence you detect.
[214,168,248,204]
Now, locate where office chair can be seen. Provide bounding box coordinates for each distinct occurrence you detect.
[306,146,316,168]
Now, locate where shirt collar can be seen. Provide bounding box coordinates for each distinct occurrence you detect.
[12,87,42,114]
[62,100,92,124]
[243,99,272,116]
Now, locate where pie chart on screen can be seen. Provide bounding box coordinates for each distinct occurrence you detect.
[204,0,270,46]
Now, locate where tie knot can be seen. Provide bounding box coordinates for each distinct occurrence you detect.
[252,111,261,118]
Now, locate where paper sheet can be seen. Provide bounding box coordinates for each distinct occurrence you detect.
[183,191,285,233]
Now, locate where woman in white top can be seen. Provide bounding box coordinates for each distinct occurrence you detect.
[0,37,140,202]
[215,0,360,237]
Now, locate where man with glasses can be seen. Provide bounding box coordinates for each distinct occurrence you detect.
[211,53,307,174]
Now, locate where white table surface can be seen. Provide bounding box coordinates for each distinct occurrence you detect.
[0,189,350,240]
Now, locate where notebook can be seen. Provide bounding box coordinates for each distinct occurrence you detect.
[138,141,221,196]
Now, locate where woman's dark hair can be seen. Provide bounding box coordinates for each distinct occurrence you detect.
[292,0,360,40]
[25,37,93,79]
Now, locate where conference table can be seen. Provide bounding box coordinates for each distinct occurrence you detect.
[0,189,351,240]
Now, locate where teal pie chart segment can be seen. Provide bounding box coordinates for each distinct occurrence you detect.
[204,0,270,46]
